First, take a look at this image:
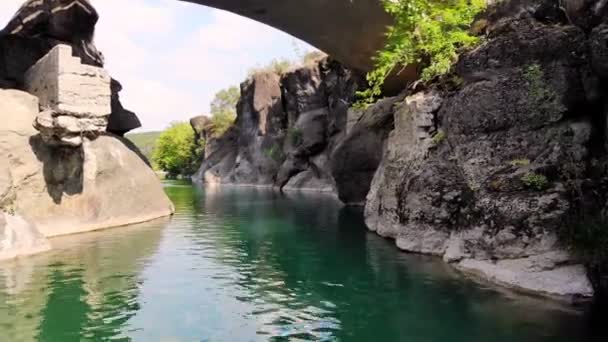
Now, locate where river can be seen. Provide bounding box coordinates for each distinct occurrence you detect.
[0,181,605,341]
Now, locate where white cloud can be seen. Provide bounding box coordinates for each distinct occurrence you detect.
[0,0,26,26]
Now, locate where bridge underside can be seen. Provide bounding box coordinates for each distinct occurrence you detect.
[181,0,392,73]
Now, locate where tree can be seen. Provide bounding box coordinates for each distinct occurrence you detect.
[247,59,293,77]
[209,86,239,137]
[152,122,197,177]
[358,0,487,106]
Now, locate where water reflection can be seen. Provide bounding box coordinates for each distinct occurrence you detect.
[0,218,167,341]
[0,182,605,341]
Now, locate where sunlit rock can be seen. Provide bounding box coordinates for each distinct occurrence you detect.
[25,44,111,147]
[0,89,173,240]
[0,213,51,262]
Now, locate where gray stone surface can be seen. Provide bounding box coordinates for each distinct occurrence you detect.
[193,58,361,193]
[25,45,111,147]
[0,213,51,262]
[0,89,174,240]
[331,95,401,205]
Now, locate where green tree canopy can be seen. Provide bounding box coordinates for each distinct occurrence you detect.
[209,86,239,138]
[358,0,487,106]
[152,122,197,177]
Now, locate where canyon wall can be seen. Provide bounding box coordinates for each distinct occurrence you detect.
[195,0,608,300]
[192,58,362,192]
[358,0,608,300]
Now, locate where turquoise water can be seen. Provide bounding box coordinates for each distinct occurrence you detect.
[0,181,605,341]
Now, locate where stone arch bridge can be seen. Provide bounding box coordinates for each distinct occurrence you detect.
[181,0,392,72]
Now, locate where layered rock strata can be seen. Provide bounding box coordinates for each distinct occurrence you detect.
[26,45,111,146]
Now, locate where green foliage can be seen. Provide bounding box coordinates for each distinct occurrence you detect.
[510,159,530,167]
[209,86,239,137]
[523,63,565,114]
[152,122,197,177]
[431,130,446,145]
[126,131,161,161]
[264,144,284,162]
[248,59,293,76]
[521,172,549,191]
[358,0,486,106]
[288,128,304,147]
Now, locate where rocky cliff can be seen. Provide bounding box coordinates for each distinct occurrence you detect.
[336,0,608,300]
[192,58,362,192]
[193,0,608,301]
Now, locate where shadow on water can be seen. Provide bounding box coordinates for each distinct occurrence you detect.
[28,135,84,204]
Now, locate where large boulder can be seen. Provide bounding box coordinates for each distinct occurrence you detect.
[0,0,141,135]
[0,89,173,239]
[25,44,112,146]
[0,213,51,262]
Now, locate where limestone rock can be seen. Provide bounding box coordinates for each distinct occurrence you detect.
[0,0,103,89]
[0,213,51,262]
[193,58,361,193]
[25,45,111,146]
[0,89,173,238]
[190,115,212,137]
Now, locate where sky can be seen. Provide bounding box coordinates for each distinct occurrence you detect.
[0,0,315,131]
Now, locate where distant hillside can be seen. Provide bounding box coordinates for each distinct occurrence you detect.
[126,131,161,161]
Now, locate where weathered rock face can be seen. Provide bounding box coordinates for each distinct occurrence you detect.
[26,44,111,146]
[330,96,401,205]
[0,0,141,135]
[193,58,362,192]
[0,89,173,255]
[361,0,608,300]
